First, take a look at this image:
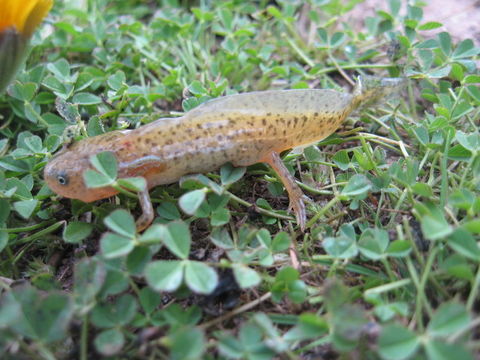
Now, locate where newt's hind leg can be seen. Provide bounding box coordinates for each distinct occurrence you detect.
[263,151,307,231]
[136,187,154,232]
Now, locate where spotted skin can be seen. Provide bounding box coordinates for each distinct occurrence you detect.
[44,76,405,231]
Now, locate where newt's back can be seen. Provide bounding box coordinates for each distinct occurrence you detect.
[125,89,355,184]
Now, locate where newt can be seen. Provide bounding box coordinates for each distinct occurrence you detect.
[44,76,405,231]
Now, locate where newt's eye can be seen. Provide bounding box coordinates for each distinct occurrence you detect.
[56,173,69,186]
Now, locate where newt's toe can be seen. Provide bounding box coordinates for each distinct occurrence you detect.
[289,196,306,232]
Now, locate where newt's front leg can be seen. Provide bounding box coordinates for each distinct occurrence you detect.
[263,151,307,231]
[136,186,154,232]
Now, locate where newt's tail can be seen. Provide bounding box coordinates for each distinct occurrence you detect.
[352,75,407,108]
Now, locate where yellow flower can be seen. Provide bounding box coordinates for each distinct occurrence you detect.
[0,0,53,92]
[0,0,53,37]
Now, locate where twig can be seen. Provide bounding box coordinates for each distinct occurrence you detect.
[199,292,272,330]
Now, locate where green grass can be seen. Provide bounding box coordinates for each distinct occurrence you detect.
[0,0,479,359]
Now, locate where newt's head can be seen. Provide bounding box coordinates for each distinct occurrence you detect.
[44,132,128,202]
